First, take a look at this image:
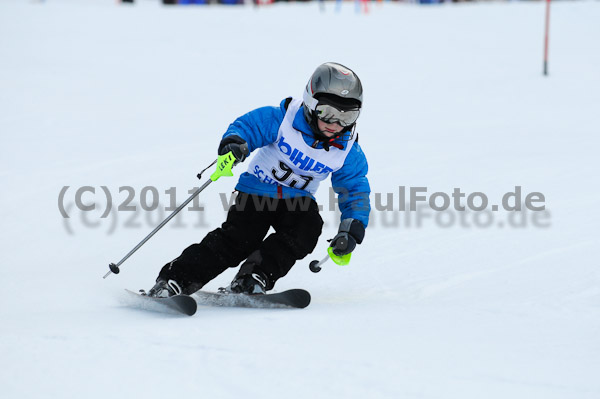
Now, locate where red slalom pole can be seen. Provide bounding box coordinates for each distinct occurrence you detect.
[543,0,551,76]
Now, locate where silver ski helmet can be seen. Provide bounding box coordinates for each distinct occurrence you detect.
[303,62,363,137]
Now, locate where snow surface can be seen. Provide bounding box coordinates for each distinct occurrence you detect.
[1,1,599,398]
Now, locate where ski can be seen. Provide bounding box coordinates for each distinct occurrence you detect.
[194,289,311,309]
[123,288,310,315]
[124,289,197,316]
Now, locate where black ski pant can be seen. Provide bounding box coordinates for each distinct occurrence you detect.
[158,192,323,293]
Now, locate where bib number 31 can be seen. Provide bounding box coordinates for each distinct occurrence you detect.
[271,161,313,190]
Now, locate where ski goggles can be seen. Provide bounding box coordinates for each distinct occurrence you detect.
[315,103,360,127]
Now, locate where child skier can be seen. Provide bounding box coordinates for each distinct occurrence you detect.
[148,62,371,297]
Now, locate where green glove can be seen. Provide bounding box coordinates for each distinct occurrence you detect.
[210,152,237,181]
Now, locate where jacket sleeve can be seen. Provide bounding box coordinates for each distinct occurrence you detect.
[222,99,287,152]
[331,142,371,228]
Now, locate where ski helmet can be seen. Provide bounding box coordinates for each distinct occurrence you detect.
[302,62,363,138]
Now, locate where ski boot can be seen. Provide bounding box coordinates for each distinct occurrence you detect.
[142,279,183,298]
[229,271,268,295]
[220,251,270,295]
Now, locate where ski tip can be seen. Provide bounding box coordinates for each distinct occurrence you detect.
[287,289,311,309]
[179,302,197,316]
[164,295,198,316]
[124,289,197,316]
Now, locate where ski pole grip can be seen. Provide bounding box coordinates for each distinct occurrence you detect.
[210,143,249,182]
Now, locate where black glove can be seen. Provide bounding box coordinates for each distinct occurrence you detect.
[330,218,365,256]
[218,135,249,162]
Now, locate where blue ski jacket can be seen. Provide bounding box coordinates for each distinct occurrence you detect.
[222,98,371,227]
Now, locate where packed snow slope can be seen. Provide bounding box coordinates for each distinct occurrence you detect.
[1,1,599,398]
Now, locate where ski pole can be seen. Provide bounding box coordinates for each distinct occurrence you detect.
[103,144,248,279]
[309,255,330,273]
[309,236,350,273]
[103,160,216,279]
